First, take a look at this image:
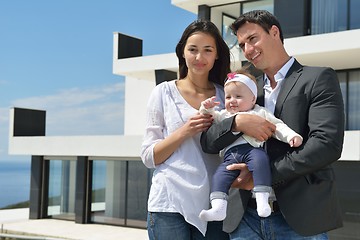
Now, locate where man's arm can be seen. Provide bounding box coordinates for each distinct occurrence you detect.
[200,114,276,154]
[200,116,239,154]
[271,68,345,184]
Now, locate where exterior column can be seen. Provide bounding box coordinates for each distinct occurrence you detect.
[75,156,92,223]
[198,5,210,20]
[29,156,47,219]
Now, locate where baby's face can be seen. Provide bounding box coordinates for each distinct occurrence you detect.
[224,82,256,114]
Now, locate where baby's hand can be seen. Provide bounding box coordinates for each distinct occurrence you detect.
[289,136,303,147]
[202,96,220,109]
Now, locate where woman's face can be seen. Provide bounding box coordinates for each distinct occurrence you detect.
[183,32,218,78]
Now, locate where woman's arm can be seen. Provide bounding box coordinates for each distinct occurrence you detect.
[153,113,213,165]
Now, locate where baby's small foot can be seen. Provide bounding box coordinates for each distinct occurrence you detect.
[257,204,271,217]
[255,192,271,217]
[199,208,226,221]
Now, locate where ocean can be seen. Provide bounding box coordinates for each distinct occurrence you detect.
[0,160,65,208]
[0,160,107,208]
[0,161,31,208]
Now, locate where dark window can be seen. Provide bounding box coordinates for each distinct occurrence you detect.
[337,69,360,130]
[330,161,360,240]
[350,0,360,29]
[348,71,360,130]
[311,0,348,34]
[274,0,308,38]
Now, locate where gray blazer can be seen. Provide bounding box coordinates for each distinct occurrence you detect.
[201,60,345,236]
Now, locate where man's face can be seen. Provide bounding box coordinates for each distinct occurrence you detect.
[236,22,278,71]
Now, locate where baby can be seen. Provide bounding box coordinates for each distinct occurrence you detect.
[199,70,303,221]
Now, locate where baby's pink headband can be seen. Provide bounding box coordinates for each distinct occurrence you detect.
[225,73,257,97]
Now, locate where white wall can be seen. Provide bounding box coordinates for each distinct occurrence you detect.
[340,131,360,161]
[124,76,155,136]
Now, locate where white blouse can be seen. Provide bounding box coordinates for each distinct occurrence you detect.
[141,80,225,236]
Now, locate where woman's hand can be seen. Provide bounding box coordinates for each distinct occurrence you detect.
[153,113,213,165]
[179,113,213,138]
[227,163,254,190]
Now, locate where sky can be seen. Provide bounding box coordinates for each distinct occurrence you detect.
[0,0,196,163]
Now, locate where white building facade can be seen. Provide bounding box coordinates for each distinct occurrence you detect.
[8,0,360,239]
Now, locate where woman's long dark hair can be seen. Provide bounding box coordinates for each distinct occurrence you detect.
[175,19,231,86]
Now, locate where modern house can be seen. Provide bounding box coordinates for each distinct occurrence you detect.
[8,0,360,239]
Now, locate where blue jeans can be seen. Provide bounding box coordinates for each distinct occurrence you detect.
[147,212,229,240]
[230,208,328,240]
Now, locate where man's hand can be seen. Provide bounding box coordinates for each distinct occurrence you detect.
[227,163,254,190]
[233,114,275,142]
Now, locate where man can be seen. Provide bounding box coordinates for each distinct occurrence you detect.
[201,10,344,239]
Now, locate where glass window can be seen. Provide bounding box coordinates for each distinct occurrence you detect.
[311,0,347,34]
[348,70,360,130]
[242,0,274,14]
[91,160,126,225]
[126,161,149,227]
[222,14,238,50]
[337,72,348,129]
[350,0,360,29]
[211,3,241,60]
[47,160,76,220]
[91,160,149,228]
[330,161,360,239]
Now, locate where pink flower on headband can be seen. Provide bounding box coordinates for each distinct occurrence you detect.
[227,72,237,80]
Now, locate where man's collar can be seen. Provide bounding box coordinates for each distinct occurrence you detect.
[264,57,295,83]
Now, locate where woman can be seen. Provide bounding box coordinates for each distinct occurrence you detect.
[141,19,230,240]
